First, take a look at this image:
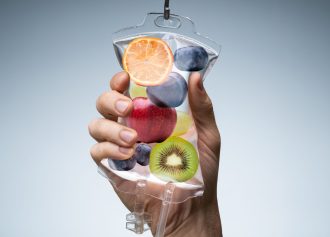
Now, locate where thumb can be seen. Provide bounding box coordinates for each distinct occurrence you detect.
[188,72,219,138]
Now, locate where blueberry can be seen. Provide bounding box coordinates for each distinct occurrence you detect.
[108,157,136,171]
[174,46,208,71]
[133,143,151,166]
[147,72,188,108]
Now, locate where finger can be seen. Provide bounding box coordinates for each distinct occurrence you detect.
[90,141,134,164]
[96,90,133,120]
[88,118,137,147]
[188,72,220,141]
[110,71,130,93]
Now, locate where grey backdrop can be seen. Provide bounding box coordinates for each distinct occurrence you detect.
[0,0,329,236]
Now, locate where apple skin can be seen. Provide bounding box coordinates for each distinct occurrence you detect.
[126,97,177,143]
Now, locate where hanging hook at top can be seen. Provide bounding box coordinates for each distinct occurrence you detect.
[164,0,170,20]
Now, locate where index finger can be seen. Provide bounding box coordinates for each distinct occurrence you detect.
[110,71,130,93]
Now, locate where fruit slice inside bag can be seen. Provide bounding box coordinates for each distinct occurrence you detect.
[99,12,220,203]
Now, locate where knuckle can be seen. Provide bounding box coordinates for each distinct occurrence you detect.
[205,94,213,106]
[204,96,214,113]
[88,118,99,135]
[95,120,111,136]
[90,143,100,159]
[214,130,221,143]
[96,92,109,111]
[90,143,112,160]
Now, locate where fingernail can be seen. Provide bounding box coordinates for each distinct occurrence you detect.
[119,146,133,155]
[120,130,135,143]
[115,100,129,113]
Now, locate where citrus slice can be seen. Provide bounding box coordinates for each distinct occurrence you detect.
[123,37,173,86]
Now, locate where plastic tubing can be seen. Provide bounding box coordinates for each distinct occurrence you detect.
[155,182,175,237]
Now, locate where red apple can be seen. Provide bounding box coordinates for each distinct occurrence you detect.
[126,97,177,143]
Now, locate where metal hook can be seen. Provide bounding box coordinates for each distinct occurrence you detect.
[164,0,170,20]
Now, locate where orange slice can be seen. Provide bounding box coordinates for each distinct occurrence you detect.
[123,37,173,86]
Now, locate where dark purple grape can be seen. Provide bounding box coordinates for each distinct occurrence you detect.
[146,72,187,108]
[174,46,208,71]
[133,143,151,166]
[108,157,136,171]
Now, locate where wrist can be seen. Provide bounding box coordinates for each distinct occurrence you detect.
[163,198,222,237]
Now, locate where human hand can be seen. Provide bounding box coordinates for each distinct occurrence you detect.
[88,71,222,237]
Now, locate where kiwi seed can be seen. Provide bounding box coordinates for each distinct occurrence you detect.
[149,136,198,182]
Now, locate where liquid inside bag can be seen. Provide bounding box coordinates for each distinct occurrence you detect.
[99,13,220,203]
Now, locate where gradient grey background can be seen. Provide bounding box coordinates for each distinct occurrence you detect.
[0,0,329,236]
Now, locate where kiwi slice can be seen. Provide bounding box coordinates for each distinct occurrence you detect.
[149,136,199,182]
